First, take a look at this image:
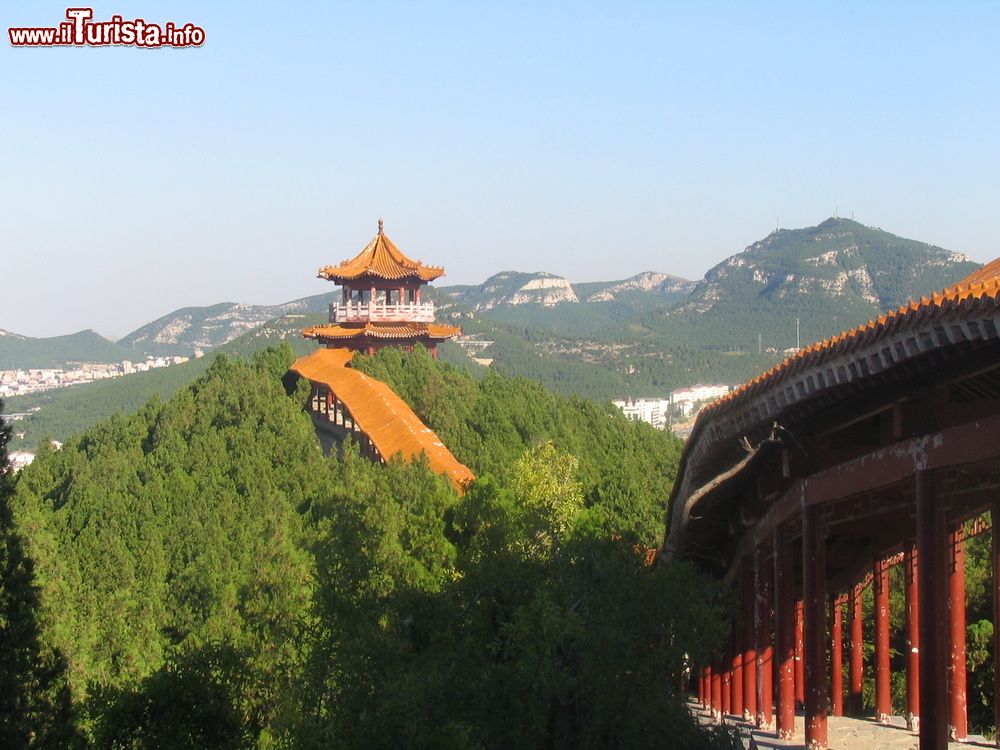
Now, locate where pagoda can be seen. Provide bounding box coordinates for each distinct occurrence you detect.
[303,220,461,357]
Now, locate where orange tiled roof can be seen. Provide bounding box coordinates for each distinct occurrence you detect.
[318,221,445,282]
[302,321,461,341]
[290,348,475,492]
[700,261,1000,419]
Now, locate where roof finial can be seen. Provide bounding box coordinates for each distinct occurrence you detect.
[378,217,384,235]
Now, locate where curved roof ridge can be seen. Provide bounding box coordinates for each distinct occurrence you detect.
[699,259,1000,419]
[318,224,445,282]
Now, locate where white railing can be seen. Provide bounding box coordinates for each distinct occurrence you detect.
[330,301,436,323]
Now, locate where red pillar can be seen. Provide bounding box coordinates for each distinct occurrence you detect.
[731,624,744,719]
[948,525,967,741]
[722,663,731,717]
[830,595,844,717]
[755,546,774,730]
[743,559,757,722]
[711,658,722,722]
[992,499,1000,746]
[875,555,892,724]
[803,502,828,750]
[905,542,920,733]
[794,598,805,708]
[916,469,947,750]
[699,666,706,708]
[774,527,796,739]
[849,581,864,716]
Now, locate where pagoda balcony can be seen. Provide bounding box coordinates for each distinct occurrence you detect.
[329,301,437,324]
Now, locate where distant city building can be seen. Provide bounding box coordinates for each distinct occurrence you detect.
[669,384,732,418]
[612,397,671,430]
[0,355,188,398]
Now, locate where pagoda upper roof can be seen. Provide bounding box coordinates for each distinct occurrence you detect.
[318,220,445,283]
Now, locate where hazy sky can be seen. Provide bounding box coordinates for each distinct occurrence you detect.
[3,1,999,338]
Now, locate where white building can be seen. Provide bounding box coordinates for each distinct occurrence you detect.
[669,384,732,418]
[612,397,671,430]
[8,451,35,471]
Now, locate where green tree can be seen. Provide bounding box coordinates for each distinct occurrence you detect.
[0,399,78,747]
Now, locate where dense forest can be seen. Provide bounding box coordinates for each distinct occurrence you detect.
[0,345,739,748]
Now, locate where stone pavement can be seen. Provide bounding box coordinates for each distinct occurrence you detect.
[690,700,994,750]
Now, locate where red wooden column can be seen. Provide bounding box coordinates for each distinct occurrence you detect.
[916,469,947,750]
[849,581,864,715]
[794,598,805,708]
[711,657,722,721]
[742,558,757,722]
[755,545,774,730]
[875,555,892,724]
[905,542,920,733]
[803,502,828,750]
[731,624,744,719]
[948,524,968,741]
[830,595,844,717]
[722,661,731,717]
[774,527,796,739]
[992,498,1000,746]
[699,666,707,708]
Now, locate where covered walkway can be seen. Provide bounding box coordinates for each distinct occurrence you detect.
[290,347,474,492]
[667,260,1000,749]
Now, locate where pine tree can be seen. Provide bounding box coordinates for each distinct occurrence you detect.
[0,400,77,747]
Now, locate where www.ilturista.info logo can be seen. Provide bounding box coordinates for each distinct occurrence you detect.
[9,8,205,48]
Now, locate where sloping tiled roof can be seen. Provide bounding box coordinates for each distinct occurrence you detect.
[302,322,461,341]
[290,348,475,492]
[698,261,1000,420]
[318,222,445,282]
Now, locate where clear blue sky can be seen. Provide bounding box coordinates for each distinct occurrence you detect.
[2,1,998,338]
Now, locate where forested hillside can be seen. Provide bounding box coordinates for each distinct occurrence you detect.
[2,346,739,748]
[0,329,133,370]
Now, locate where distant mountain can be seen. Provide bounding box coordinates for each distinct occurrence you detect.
[439,271,695,339]
[575,272,696,302]
[442,272,579,310]
[441,270,695,311]
[0,329,134,369]
[648,218,980,349]
[117,293,335,356]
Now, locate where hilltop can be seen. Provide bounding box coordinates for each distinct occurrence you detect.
[650,217,979,348]
[117,294,336,356]
[0,329,134,369]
